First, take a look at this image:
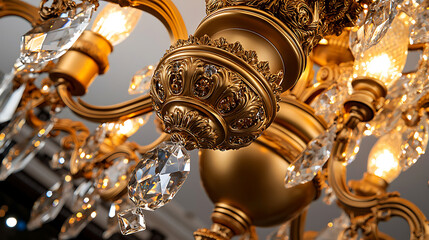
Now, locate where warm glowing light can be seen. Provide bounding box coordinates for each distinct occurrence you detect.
[91,3,142,46]
[116,119,140,137]
[353,13,410,87]
[65,175,72,182]
[76,212,83,218]
[41,84,50,93]
[319,38,328,45]
[90,211,97,218]
[367,134,403,183]
[6,217,17,228]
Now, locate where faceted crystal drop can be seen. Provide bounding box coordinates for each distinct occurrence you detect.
[20,3,94,64]
[96,156,134,192]
[27,175,74,230]
[322,184,337,205]
[399,112,428,170]
[128,142,190,210]
[50,150,72,169]
[59,202,98,240]
[266,222,290,240]
[103,198,133,239]
[311,82,348,126]
[407,1,429,44]
[71,181,99,212]
[129,65,155,95]
[118,207,146,235]
[0,117,55,180]
[72,125,107,173]
[285,124,337,188]
[343,123,364,164]
[315,213,351,240]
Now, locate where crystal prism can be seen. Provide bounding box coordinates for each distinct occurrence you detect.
[129,65,155,95]
[322,184,337,205]
[0,76,25,124]
[71,181,99,212]
[103,196,134,239]
[27,175,74,230]
[59,202,98,240]
[128,141,190,210]
[399,112,428,170]
[311,82,348,126]
[343,123,364,164]
[118,208,146,235]
[96,156,133,192]
[0,115,55,180]
[407,0,429,44]
[315,213,350,240]
[285,124,337,188]
[266,222,290,240]
[50,150,72,169]
[20,3,94,64]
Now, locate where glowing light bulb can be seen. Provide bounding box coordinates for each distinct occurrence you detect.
[353,13,410,87]
[367,133,403,183]
[91,3,141,46]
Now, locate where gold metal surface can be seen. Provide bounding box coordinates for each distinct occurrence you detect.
[151,35,282,150]
[195,6,305,91]
[311,30,354,66]
[0,0,41,26]
[349,173,388,197]
[50,31,112,96]
[199,98,326,229]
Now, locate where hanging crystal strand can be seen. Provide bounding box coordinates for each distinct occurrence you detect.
[59,181,99,240]
[50,149,73,170]
[20,2,95,64]
[402,0,429,44]
[103,197,134,239]
[0,107,57,180]
[27,175,74,230]
[315,213,351,240]
[266,222,290,240]
[285,124,337,188]
[121,140,191,234]
[129,65,155,95]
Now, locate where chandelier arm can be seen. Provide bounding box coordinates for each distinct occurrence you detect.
[289,210,307,240]
[56,82,153,122]
[0,0,41,26]
[103,0,188,43]
[131,132,170,154]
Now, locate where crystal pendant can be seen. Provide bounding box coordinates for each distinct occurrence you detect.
[50,150,72,169]
[343,123,364,164]
[103,197,133,239]
[398,111,428,170]
[20,2,94,64]
[96,156,134,192]
[27,175,74,230]
[118,207,146,235]
[59,202,98,240]
[363,0,402,50]
[407,1,429,44]
[129,65,155,95]
[128,141,191,210]
[285,124,337,188]
[266,222,290,240]
[315,213,351,240]
[311,82,348,126]
[0,116,55,180]
[0,80,25,124]
[322,184,337,205]
[71,181,99,212]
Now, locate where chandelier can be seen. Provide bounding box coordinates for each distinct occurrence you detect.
[0,0,428,239]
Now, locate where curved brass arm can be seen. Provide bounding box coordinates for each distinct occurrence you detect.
[328,126,429,240]
[0,0,41,26]
[104,0,188,43]
[57,82,153,122]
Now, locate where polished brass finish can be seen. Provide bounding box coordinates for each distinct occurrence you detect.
[39,0,77,20]
[106,0,187,43]
[198,98,326,232]
[152,35,282,150]
[344,77,387,122]
[211,203,251,236]
[50,31,112,96]
[349,173,388,197]
[205,0,363,55]
[193,227,231,240]
[311,30,354,66]
[0,0,41,26]
[195,6,305,91]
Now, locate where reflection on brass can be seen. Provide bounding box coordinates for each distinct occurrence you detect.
[198,98,326,237]
[344,77,387,122]
[152,35,282,150]
[205,0,363,55]
[0,0,41,26]
[50,31,112,96]
[195,6,305,91]
[311,30,354,66]
[349,173,388,197]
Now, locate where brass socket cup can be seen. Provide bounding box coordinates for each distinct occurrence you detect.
[310,30,354,66]
[344,77,387,122]
[199,99,326,228]
[151,35,282,151]
[194,6,306,92]
[50,31,112,96]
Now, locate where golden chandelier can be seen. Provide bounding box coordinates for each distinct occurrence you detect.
[0,0,428,239]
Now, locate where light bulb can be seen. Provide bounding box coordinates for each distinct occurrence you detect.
[353,12,410,87]
[91,3,141,46]
[367,132,403,183]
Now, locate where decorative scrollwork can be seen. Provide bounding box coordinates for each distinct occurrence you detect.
[39,0,99,20]
[205,0,363,55]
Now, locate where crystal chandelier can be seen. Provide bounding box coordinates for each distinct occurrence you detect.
[0,0,428,239]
